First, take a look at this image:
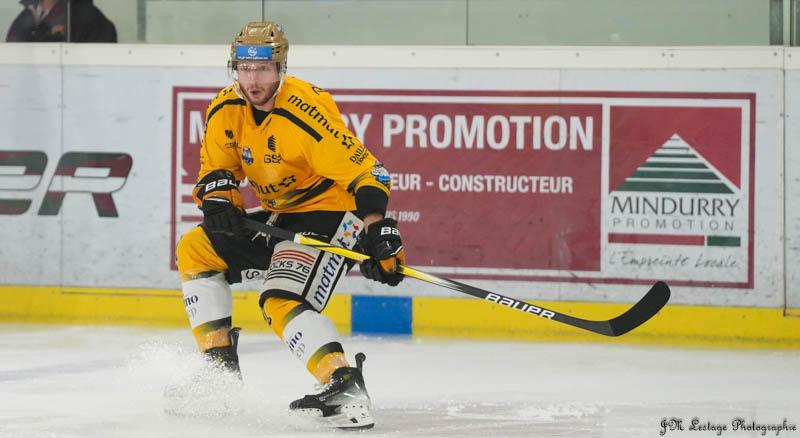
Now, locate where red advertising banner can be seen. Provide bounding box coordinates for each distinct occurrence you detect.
[172,88,754,288]
[335,99,603,272]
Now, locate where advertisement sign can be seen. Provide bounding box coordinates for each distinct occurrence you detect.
[172,88,754,288]
[605,102,753,288]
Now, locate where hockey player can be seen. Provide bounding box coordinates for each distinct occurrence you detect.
[174,21,405,429]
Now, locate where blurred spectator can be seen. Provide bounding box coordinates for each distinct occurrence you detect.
[6,0,117,42]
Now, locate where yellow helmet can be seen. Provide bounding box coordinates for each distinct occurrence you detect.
[229,21,289,72]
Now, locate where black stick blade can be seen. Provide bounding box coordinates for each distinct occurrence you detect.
[606,281,671,336]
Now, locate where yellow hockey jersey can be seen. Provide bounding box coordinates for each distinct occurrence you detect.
[196,76,390,213]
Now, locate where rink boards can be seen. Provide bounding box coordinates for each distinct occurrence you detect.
[0,45,799,347]
[1,285,798,349]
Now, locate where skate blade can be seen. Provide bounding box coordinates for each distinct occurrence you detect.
[288,403,374,430]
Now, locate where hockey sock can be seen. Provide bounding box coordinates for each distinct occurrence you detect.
[308,348,349,384]
[263,296,350,383]
[182,272,234,351]
[193,318,233,352]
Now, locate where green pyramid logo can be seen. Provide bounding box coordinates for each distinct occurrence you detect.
[615,134,734,194]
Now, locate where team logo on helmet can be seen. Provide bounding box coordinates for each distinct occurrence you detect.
[230,21,287,64]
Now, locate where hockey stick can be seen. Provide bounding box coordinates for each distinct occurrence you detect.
[243,218,670,337]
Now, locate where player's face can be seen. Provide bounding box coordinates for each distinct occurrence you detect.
[236,61,280,106]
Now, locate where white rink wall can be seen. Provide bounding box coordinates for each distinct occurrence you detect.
[0,44,797,310]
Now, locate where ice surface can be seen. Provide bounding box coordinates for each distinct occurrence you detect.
[0,324,797,437]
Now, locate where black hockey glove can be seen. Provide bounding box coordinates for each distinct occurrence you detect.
[357,218,406,286]
[201,197,245,236]
[194,169,245,237]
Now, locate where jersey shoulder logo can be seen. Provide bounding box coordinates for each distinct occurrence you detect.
[371,163,391,185]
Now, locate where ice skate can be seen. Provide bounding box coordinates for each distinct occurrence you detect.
[289,352,374,430]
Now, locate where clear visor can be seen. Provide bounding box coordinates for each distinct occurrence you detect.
[229,60,282,82]
[230,60,285,106]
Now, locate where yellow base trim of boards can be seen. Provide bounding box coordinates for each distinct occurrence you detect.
[1,286,797,348]
[0,286,350,335]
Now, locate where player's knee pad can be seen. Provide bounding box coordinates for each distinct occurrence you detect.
[182,272,233,351]
[259,240,321,306]
[259,212,362,312]
[176,226,228,282]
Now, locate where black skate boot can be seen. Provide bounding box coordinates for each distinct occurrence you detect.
[289,352,374,430]
[204,327,242,377]
[163,327,243,417]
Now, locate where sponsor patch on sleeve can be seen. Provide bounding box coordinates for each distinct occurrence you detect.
[371,162,391,185]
